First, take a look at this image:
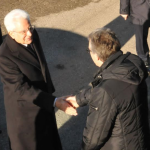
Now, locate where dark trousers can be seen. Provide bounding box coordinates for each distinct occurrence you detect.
[134,20,150,62]
[0,26,2,45]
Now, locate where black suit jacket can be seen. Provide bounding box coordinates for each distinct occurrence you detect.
[120,0,150,25]
[0,29,62,150]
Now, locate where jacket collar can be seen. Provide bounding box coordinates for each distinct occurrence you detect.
[94,50,123,78]
[101,50,123,71]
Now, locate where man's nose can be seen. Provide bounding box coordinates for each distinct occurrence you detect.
[26,30,32,36]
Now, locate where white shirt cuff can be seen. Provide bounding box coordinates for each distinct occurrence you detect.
[53,98,57,107]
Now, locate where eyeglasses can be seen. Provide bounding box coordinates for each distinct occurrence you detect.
[13,25,35,35]
[86,48,92,53]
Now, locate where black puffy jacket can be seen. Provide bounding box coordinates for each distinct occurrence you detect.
[120,0,150,25]
[76,51,150,150]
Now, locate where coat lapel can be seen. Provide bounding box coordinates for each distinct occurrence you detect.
[32,30,47,82]
[7,35,41,71]
[18,45,41,71]
[6,30,48,83]
[32,29,55,92]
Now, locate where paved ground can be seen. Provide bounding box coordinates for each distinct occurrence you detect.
[0,0,101,34]
[0,0,150,150]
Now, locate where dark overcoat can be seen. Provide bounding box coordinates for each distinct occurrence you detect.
[0,29,62,150]
[120,0,150,25]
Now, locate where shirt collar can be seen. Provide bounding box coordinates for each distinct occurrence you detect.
[22,44,28,47]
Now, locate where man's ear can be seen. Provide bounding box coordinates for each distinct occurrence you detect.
[97,55,101,61]
[98,56,103,62]
[9,31,15,39]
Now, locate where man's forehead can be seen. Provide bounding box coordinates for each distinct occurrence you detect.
[14,18,30,30]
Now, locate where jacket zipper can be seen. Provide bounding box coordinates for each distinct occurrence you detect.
[90,105,99,111]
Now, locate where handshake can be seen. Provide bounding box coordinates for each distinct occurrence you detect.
[55,95,79,116]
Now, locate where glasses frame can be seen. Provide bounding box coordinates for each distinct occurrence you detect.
[86,48,92,53]
[13,25,35,35]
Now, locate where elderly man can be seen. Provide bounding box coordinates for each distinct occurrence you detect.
[0,9,77,150]
[66,28,150,150]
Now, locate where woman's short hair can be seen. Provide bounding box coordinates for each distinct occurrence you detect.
[88,28,121,61]
[4,9,30,32]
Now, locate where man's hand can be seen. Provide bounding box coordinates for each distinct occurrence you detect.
[55,96,78,116]
[120,14,128,20]
[65,96,79,108]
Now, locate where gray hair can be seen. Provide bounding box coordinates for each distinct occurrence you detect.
[4,9,30,32]
[88,27,121,61]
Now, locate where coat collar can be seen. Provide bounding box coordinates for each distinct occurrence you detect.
[6,31,47,82]
[31,30,47,82]
[6,34,41,71]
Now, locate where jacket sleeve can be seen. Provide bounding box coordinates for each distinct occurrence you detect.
[80,87,117,150]
[0,56,56,112]
[120,0,130,15]
[76,85,93,107]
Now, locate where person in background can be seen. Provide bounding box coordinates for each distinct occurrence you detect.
[120,0,150,68]
[0,9,77,150]
[66,27,150,150]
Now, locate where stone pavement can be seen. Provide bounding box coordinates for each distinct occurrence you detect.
[0,0,150,150]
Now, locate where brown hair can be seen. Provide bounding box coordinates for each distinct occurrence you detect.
[88,28,121,61]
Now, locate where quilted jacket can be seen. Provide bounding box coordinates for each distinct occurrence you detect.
[76,51,150,150]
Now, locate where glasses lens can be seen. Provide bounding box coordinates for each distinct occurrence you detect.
[86,48,91,53]
[29,26,34,32]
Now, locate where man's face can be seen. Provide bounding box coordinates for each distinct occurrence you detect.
[9,18,33,44]
[88,40,103,67]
